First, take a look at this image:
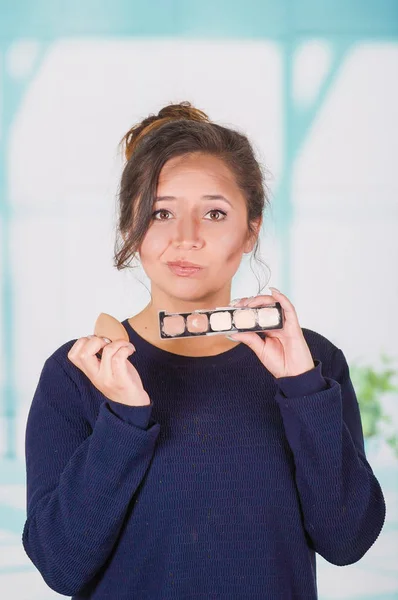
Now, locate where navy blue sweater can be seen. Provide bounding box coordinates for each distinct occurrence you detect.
[22,320,386,599]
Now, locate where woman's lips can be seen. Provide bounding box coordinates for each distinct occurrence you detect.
[167,264,203,277]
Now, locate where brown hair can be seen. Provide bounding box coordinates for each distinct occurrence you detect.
[114,101,271,294]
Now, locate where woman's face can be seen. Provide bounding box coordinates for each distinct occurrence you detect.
[137,152,261,307]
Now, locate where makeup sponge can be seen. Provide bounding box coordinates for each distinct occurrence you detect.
[94,313,129,342]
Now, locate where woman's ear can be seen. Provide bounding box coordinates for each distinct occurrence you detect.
[243,216,262,254]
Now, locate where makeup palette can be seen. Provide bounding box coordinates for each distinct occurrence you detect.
[159,302,284,339]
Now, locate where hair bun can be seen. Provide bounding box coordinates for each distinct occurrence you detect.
[121,101,210,161]
[157,101,209,123]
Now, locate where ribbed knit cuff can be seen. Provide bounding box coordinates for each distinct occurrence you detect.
[275,359,329,398]
[106,399,154,430]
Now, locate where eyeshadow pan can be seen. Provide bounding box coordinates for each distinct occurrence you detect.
[209,311,232,331]
[187,312,209,333]
[233,309,256,329]
[258,307,280,327]
[162,314,185,336]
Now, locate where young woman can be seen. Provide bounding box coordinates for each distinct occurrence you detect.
[22,102,386,599]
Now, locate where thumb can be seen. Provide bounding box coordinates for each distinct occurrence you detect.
[226,331,266,358]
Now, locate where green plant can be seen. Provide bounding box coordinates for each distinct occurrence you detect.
[349,352,398,458]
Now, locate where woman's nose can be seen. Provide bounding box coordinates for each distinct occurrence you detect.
[172,217,204,249]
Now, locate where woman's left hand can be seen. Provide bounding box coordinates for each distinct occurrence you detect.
[227,288,315,379]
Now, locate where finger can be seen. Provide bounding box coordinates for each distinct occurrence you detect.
[229,296,252,308]
[268,288,296,315]
[72,336,113,380]
[243,294,276,307]
[100,341,135,381]
[109,344,136,382]
[72,336,125,381]
[228,298,243,306]
[67,336,106,365]
[67,336,91,358]
[239,294,282,329]
[268,288,302,333]
[91,335,112,359]
[226,331,267,362]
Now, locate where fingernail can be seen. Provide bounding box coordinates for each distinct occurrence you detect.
[241,296,254,306]
[229,298,241,306]
[102,337,111,344]
[225,335,238,341]
[269,287,280,293]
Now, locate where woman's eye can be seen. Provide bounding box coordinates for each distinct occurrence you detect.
[206,209,227,221]
[151,209,227,221]
[152,209,170,220]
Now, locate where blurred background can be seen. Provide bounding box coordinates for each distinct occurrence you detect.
[0,0,397,598]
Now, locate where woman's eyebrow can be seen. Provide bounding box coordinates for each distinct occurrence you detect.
[154,194,232,207]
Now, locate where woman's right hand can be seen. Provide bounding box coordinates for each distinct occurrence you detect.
[67,336,150,407]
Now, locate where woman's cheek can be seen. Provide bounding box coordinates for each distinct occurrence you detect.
[218,231,246,259]
[140,231,168,257]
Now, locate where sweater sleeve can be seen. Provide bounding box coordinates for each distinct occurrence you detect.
[107,398,156,430]
[22,355,161,596]
[274,348,386,566]
[276,359,329,398]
